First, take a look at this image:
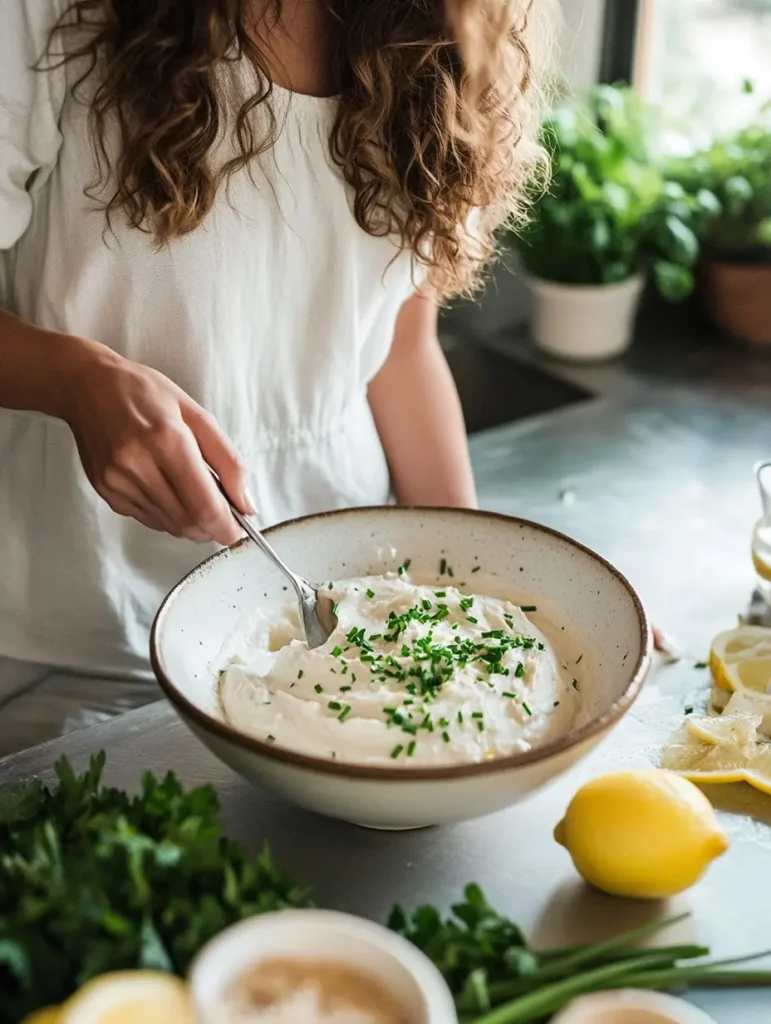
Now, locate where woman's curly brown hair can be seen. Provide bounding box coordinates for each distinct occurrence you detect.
[44,0,556,299]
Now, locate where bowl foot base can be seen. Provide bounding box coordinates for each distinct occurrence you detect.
[349,821,436,832]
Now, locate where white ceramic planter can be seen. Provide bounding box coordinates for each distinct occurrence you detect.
[529,275,645,362]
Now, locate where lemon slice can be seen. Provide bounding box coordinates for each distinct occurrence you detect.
[21,1011,61,1024]
[686,711,762,749]
[661,716,771,794]
[60,972,194,1024]
[709,625,771,693]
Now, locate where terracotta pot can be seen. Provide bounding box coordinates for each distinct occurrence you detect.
[703,258,771,345]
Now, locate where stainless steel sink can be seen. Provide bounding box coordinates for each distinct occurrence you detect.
[441,335,594,434]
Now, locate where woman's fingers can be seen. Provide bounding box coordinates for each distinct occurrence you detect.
[182,402,256,515]
[157,425,243,546]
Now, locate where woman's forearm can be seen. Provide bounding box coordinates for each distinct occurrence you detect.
[0,308,93,419]
[369,295,477,508]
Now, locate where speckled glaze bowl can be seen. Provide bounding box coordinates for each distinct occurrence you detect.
[151,507,651,829]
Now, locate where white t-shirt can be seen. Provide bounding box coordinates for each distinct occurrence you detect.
[0,1,418,675]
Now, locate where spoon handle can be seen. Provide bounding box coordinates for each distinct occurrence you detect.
[210,473,306,595]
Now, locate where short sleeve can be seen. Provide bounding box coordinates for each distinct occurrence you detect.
[0,0,67,250]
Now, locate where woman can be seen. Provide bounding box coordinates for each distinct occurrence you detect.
[0,0,551,752]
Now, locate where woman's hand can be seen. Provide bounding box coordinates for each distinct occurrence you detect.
[61,343,252,544]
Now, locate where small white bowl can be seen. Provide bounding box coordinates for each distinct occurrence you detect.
[552,989,718,1024]
[152,507,651,829]
[188,908,457,1023]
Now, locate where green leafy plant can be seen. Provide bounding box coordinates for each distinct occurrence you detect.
[510,85,717,301]
[0,754,311,1022]
[3,758,771,1023]
[390,884,771,1023]
[667,96,771,261]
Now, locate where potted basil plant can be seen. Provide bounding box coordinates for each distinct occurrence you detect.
[511,86,714,362]
[669,97,771,345]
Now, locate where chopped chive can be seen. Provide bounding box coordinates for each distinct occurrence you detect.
[472,712,484,719]
[522,702,532,716]
[576,653,584,664]
[684,706,694,715]
[572,679,580,690]
[331,602,340,615]
[327,582,334,589]
[457,710,464,723]
[297,669,304,680]
[314,683,323,694]
[390,744,404,759]
[439,557,447,575]
[471,565,481,573]
[477,720,484,732]
[351,673,357,683]
[328,700,342,711]
[442,730,451,743]
[515,663,526,678]
[366,588,375,598]
[266,734,276,742]
[340,684,352,692]
[502,691,516,699]
[421,599,432,611]
[447,565,454,577]
[338,705,352,722]
[521,605,538,613]
[460,597,474,611]
[434,590,447,598]
[407,740,417,756]
[331,646,343,658]
[553,700,560,707]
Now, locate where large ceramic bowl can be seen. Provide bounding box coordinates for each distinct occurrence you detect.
[151,507,651,829]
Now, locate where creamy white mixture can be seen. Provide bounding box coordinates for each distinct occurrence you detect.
[218,574,582,766]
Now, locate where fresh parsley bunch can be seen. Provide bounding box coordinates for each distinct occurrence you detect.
[0,753,310,1022]
[390,885,771,1024]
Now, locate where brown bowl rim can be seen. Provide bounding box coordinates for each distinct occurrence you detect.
[150,506,652,782]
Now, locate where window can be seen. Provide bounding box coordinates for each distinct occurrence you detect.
[602,0,771,147]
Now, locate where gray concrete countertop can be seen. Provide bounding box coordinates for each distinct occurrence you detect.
[2,316,771,1022]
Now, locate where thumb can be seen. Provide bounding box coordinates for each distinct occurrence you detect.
[182,403,256,516]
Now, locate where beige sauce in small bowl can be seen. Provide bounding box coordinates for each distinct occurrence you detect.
[223,956,410,1023]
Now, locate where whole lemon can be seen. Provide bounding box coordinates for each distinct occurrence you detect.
[554,769,729,899]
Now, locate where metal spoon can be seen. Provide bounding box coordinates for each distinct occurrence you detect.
[211,475,336,649]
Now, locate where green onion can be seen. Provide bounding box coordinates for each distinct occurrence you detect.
[502,691,516,699]
[338,705,352,722]
[390,745,403,759]
[328,701,342,711]
[521,605,537,613]
[331,646,343,657]
[407,741,417,756]
[314,684,323,694]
